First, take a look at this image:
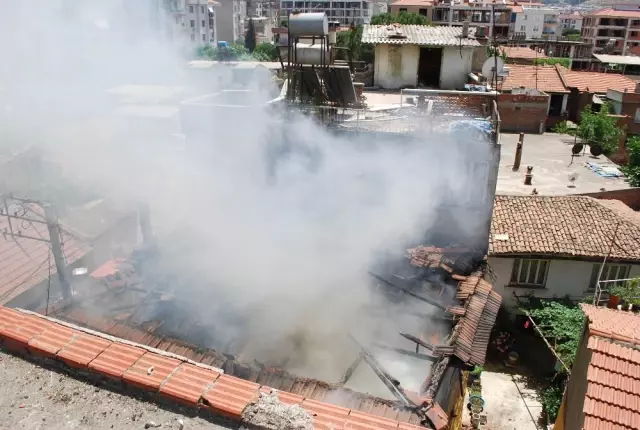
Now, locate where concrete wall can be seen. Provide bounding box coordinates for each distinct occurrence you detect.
[498,92,549,133]
[488,256,640,310]
[440,47,474,90]
[580,188,640,210]
[374,44,419,89]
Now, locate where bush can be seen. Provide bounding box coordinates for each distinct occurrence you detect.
[253,42,278,62]
[541,384,564,421]
[532,57,571,68]
[370,12,430,25]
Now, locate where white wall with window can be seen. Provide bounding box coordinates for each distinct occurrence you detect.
[488,256,640,310]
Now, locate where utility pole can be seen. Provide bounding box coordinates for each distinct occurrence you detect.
[42,203,73,299]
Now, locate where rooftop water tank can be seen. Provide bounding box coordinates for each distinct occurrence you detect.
[288,12,328,37]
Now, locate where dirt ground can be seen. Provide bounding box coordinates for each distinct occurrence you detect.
[0,349,235,430]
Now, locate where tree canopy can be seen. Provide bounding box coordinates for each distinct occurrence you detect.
[621,137,640,187]
[576,102,622,155]
[370,12,430,25]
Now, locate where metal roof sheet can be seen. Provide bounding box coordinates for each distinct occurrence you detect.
[361,25,482,47]
[593,54,640,66]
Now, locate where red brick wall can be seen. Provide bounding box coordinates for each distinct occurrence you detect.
[497,93,549,134]
[580,188,640,210]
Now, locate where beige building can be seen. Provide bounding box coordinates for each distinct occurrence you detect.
[389,0,432,18]
[581,6,640,56]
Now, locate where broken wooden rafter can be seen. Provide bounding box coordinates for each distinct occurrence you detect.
[400,332,434,351]
[372,343,438,362]
[348,334,416,408]
[367,271,447,311]
[339,353,363,386]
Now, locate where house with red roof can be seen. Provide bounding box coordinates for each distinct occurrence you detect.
[555,304,640,430]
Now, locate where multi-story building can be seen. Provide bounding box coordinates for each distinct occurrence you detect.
[163,0,218,45]
[215,0,248,43]
[279,1,371,26]
[557,11,582,35]
[429,0,513,38]
[581,6,640,56]
[513,5,559,39]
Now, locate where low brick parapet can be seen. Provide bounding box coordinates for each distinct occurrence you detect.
[0,306,424,429]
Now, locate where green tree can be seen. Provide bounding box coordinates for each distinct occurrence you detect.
[562,28,581,36]
[245,18,256,52]
[533,57,571,68]
[622,138,640,186]
[577,102,622,155]
[370,11,430,25]
[336,26,374,65]
[253,42,278,61]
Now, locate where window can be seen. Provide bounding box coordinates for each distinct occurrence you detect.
[589,263,630,290]
[190,19,195,27]
[533,25,539,32]
[190,34,196,41]
[399,7,407,12]
[189,5,194,13]
[419,8,427,16]
[201,5,205,13]
[520,24,526,31]
[202,33,206,41]
[202,20,206,27]
[510,259,550,287]
[635,108,640,124]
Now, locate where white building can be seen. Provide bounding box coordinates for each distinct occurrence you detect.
[164,0,218,45]
[488,196,640,311]
[361,24,482,90]
[514,6,560,39]
[280,1,371,26]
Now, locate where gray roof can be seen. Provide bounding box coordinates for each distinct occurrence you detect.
[361,24,482,47]
[593,54,640,66]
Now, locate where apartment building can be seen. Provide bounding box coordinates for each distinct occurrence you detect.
[215,0,248,43]
[164,0,218,44]
[513,5,559,39]
[279,0,371,26]
[557,11,582,34]
[581,6,640,56]
[429,0,513,38]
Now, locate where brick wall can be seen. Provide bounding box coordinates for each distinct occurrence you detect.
[619,92,640,136]
[580,188,640,210]
[497,93,549,134]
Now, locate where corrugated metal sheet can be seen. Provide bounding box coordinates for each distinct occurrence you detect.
[361,25,482,47]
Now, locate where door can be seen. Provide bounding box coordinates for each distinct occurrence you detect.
[417,47,443,88]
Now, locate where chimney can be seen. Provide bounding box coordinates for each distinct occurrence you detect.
[462,21,470,38]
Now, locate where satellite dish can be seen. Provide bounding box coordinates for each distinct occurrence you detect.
[568,173,579,188]
[590,144,604,157]
[482,56,505,85]
[572,143,584,154]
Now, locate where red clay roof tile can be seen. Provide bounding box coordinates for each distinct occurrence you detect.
[89,343,146,380]
[424,403,448,430]
[57,333,112,368]
[490,196,640,260]
[344,410,401,430]
[203,375,261,420]
[122,352,182,391]
[502,47,547,60]
[579,305,640,430]
[302,398,351,430]
[159,363,220,407]
[586,8,640,18]
[562,70,637,93]
[27,323,75,358]
[500,64,568,93]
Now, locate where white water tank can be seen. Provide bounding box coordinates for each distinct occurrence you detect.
[289,12,328,37]
[292,43,330,65]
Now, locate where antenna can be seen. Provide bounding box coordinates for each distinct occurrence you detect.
[567,173,579,188]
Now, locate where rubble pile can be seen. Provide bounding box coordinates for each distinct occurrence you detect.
[241,391,314,430]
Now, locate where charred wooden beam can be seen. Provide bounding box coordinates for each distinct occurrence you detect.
[400,333,434,351]
[339,353,364,386]
[368,271,447,311]
[372,343,438,362]
[348,334,416,408]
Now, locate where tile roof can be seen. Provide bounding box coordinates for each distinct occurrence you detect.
[502,47,548,60]
[361,24,481,46]
[586,7,640,18]
[0,306,425,430]
[562,70,637,93]
[578,305,640,430]
[582,304,640,344]
[489,196,640,261]
[500,64,569,93]
[0,204,90,305]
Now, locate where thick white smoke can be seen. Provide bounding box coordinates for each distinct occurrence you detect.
[0,0,493,392]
